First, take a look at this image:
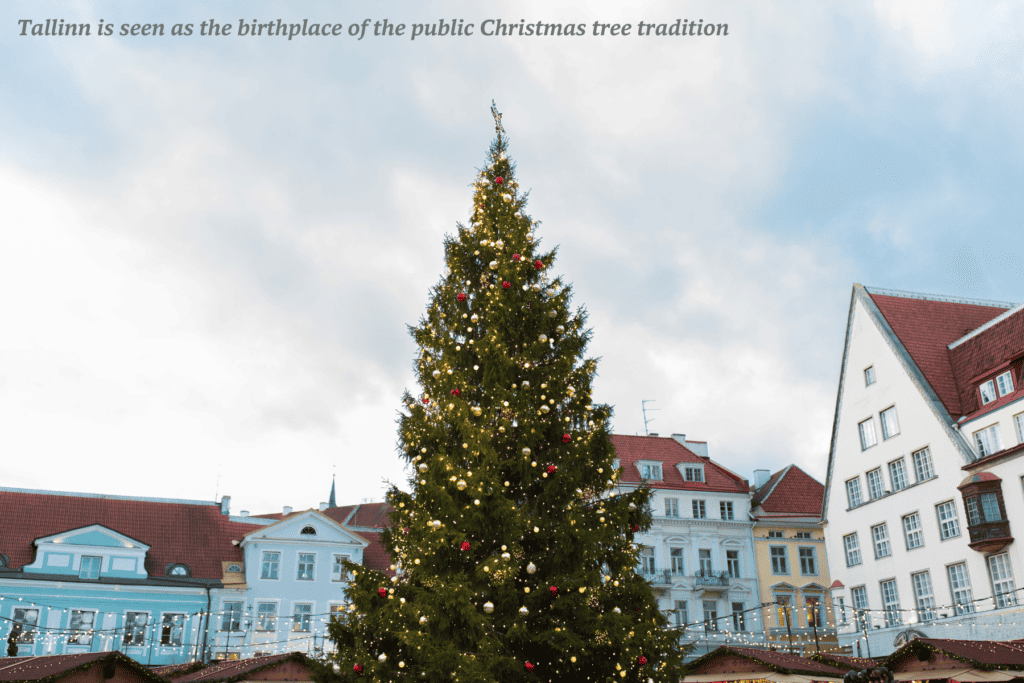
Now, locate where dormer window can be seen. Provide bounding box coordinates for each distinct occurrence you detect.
[168,564,190,577]
[980,380,997,405]
[683,465,704,483]
[996,371,1015,397]
[300,525,317,535]
[79,556,101,580]
[638,463,662,480]
[227,564,242,573]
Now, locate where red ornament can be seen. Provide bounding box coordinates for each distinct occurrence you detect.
[524,662,535,673]
[549,585,558,596]
[377,588,387,598]
[633,524,640,532]
[546,464,557,474]
[495,176,504,184]
[534,259,543,269]
[502,281,511,289]
[460,541,471,551]
[353,663,363,674]
[422,397,430,404]
[451,388,460,397]
[561,433,571,443]
[457,292,467,302]
[513,253,522,261]
[638,656,648,666]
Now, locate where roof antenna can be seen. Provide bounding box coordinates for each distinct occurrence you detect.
[214,463,222,501]
[642,399,659,436]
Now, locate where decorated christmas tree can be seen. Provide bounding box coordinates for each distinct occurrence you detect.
[327,104,685,683]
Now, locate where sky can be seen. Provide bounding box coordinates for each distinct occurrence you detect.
[2,1,1023,516]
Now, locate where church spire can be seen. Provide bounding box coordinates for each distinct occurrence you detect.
[328,473,337,508]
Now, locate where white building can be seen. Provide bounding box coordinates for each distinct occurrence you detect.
[610,434,763,654]
[822,285,1024,657]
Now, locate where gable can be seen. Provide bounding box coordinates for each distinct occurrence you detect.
[242,510,368,547]
[36,525,149,550]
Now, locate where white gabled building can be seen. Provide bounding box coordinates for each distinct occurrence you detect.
[822,285,1024,657]
[610,434,763,653]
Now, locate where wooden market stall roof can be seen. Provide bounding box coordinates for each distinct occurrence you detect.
[807,654,879,671]
[0,652,166,683]
[174,653,314,683]
[682,646,848,683]
[884,638,1024,681]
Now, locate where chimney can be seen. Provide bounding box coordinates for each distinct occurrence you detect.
[671,433,686,445]
[754,469,771,488]
[220,496,231,515]
[319,502,328,512]
[648,432,659,437]
[240,510,249,517]
[283,506,293,516]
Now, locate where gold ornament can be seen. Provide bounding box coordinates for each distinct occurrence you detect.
[527,562,537,574]
[457,480,467,490]
[483,602,494,613]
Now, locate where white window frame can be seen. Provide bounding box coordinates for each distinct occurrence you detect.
[221,601,243,631]
[12,607,40,644]
[880,579,902,627]
[859,418,877,450]
[996,371,1015,397]
[947,562,975,615]
[880,406,900,440]
[980,379,997,405]
[720,501,734,520]
[867,468,885,500]
[988,553,1017,608]
[640,545,656,574]
[936,500,961,540]
[261,550,280,580]
[692,499,706,519]
[888,458,908,492]
[698,548,713,575]
[665,497,680,518]
[292,603,314,632]
[256,602,278,631]
[683,465,704,482]
[726,550,741,578]
[670,547,685,574]
[871,523,891,559]
[159,613,186,647]
[865,366,876,386]
[846,477,863,508]
[902,512,924,550]
[79,555,101,580]
[912,448,934,482]
[332,554,350,582]
[911,571,936,622]
[297,552,316,581]
[974,424,1002,457]
[123,611,149,647]
[639,462,663,480]
[851,585,869,629]
[674,600,688,628]
[67,610,97,645]
[731,601,746,631]
[844,532,862,567]
[1015,412,1024,445]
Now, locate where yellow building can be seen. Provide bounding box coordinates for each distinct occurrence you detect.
[750,465,841,654]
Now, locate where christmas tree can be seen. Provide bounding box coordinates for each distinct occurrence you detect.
[327,103,685,683]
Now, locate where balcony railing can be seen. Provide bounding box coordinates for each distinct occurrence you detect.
[694,571,730,587]
[639,569,673,585]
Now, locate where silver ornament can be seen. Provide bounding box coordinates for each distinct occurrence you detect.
[489,260,498,270]
[483,601,494,613]
[538,334,548,343]
[418,463,428,473]
[519,606,529,615]
[378,654,387,662]
[526,562,537,574]
[522,447,531,456]
[432,369,441,378]
[613,607,621,614]
[501,552,511,560]
[419,616,428,624]
[471,314,479,323]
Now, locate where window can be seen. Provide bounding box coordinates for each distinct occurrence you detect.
[996,371,1015,397]
[665,498,679,517]
[683,465,704,482]
[965,491,1004,526]
[889,458,909,492]
[261,551,280,579]
[297,553,315,580]
[226,564,242,573]
[692,500,706,519]
[774,595,792,628]
[674,600,688,628]
[292,604,313,632]
[947,562,975,615]
[974,424,1002,457]
[640,546,656,573]
[880,579,902,627]
[332,554,350,582]
[871,524,891,559]
[726,550,740,578]
[798,547,818,575]
[169,564,189,577]
[911,571,936,622]
[731,602,745,631]
[980,380,997,404]
[795,532,812,539]
[698,548,713,575]
[160,613,185,646]
[851,586,869,630]
[902,512,924,550]
[612,458,620,470]
[67,610,96,645]
[12,608,39,644]
[846,478,863,508]
[329,604,347,623]
[703,600,718,631]
[912,448,935,482]
[300,525,317,535]
[221,601,243,631]
[640,463,662,480]
[1015,412,1024,444]
[836,596,848,625]
[79,555,101,580]
[256,602,277,631]
[867,468,885,500]
[670,547,685,574]
[880,406,900,440]
[768,530,784,538]
[770,546,789,574]
[859,418,877,450]
[804,596,823,628]
[123,612,148,646]
[843,533,862,567]
[936,501,961,539]
[865,366,876,386]
[720,501,734,520]
[988,554,1017,608]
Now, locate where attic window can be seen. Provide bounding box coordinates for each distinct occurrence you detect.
[227,564,242,573]
[168,564,190,577]
[301,525,317,535]
[980,380,997,405]
[864,366,876,386]
[0,554,8,568]
[996,371,1015,397]
[683,465,704,483]
[638,463,662,480]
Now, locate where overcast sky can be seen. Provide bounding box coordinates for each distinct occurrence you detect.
[2,1,1022,515]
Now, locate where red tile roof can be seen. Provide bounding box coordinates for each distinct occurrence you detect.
[887,638,1024,669]
[609,435,748,493]
[0,489,253,580]
[685,646,847,677]
[175,653,312,683]
[0,652,166,683]
[752,465,824,517]
[867,290,1018,419]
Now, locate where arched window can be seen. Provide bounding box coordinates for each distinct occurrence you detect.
[168,564,191,577]
[227,564,242,573]
[300,525,317,535]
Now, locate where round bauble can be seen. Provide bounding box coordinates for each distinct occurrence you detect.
[501,552,511,560]
[420,615,428,624]
[522,380,530,388]
[494,176,504,184]
[460,541,471,551]
[562,433,571,443]
[629,502,637,510]
[534,259,543,269]
[502,281,511,289]
[483,601,494,613]
[502,194,512,202]
[513,253,521,261]
[472,406,482,416]
[457,292,467,302]
[432,369,441,378]
[418,463,428,473]
[489,260,498,270]
[522,447,531,456]
[556,325,565,333]
[457,480,467,490]
[613,607,621,614]
[471,313,479,322]
[639,656,648,666]
[540,405,549,413]
[378,654,387,663]
[546,464,557,474]
[519,606,529,615]
[527,562,537,574]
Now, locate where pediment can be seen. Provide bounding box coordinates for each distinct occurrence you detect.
[242,510,368,547]
[34,524,149,550]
